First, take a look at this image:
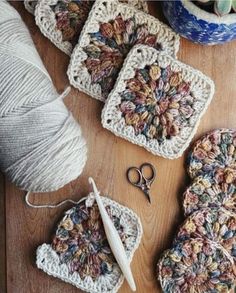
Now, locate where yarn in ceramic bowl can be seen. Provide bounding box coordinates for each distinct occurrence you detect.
[162,0,236,45]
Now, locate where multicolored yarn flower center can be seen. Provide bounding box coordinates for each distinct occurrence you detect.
[84,15,162,98]
[119,64,194,141]
[52,200,125,280]
[53,0,93,46]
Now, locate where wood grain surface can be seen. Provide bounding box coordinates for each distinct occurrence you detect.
[1,1,236,293]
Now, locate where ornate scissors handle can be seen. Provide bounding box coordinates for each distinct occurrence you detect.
[127,163,156,203]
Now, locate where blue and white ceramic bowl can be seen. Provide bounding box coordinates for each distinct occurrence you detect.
[162,0,236,45]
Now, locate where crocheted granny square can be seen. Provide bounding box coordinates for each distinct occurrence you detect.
[183,174,236,216]
[101,45,215,159]
[187,128,236,179]
[33,0,149,55]
[36,193,142,293]
[174,207,236,259]
[25,0,148,15]
[67,0,180,101]
[157,238,236,292]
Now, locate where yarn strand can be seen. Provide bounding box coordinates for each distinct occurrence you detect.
[25,192,79,209]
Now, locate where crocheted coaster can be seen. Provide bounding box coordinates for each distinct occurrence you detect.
[175,207,236,258]
[183,175,236,215]
[157,238,236,293]
[36,193,142,293]
[67,0,180,101]
[102,45,215,159]
[25,0,148,15]
[34,0,149,55]
[188,128,236,179]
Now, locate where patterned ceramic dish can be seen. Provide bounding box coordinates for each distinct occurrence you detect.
[175,207,236,258]
[102,45,214,159]
[67,0,180,101]
[36,193,142,293]
[32,0,149,55]
[183,175,236,215]
[188,129,236,179]
[162,0,236,45]
[157,238,236,293]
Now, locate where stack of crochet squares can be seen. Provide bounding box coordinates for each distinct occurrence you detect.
[25,0,215,159]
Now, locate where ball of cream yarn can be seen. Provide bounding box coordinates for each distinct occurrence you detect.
[0,1,87,192]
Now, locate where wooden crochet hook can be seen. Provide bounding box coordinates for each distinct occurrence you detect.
[89,177,136,291]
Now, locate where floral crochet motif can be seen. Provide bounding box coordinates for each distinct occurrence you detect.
[187,129,236,179]
[119,64,194,142]
[102,45,214,158]
[34,0,149,55]
[183,174,236,215]
[52,200,126,280]
[158,238,236,293]
[36,194,142,293]
[83,15,162,98]
[175,208,236,259]
[68,0,180,101]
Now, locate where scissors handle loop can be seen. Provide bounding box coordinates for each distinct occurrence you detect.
[140,163,156,184]
[126,167,143,187]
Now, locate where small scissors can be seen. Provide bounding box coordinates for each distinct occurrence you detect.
[126,163,156,203]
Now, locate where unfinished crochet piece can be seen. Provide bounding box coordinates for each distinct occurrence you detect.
[36,193,142,293]
[34,0,149,55]
[175,207,236,259]
[157,238,236,293]
[183,174,236,215]
[102,45,214,159]
[67,0,180,101]
[188,128,236,179]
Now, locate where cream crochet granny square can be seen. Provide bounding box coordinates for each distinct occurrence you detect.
[102,45,215,159]
[67,0,180,101]
[36,193,142,293]
[25,0,148,15]
[31,0,148,55]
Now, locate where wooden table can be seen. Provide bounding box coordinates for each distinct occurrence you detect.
[1,2,236,292]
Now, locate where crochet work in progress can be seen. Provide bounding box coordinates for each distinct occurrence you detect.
[0,1,87,192]
[158,238,236,293]
[175,207,236,259]
[32,0,148,55]
[102,45,214,159]
[68,0,180,101]
[37,193,143,293]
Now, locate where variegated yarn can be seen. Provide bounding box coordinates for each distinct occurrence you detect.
[0,1,87,192]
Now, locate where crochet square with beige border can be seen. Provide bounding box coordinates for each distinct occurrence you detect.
[101,45,215,159]
[32,0,149,55]
[36,193,143,293]
[67,0,180,102]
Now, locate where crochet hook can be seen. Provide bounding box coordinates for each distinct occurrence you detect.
[89,177,136,292]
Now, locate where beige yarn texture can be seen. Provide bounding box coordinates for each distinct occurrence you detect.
[0,1,87,192]
[36,193,143,293]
